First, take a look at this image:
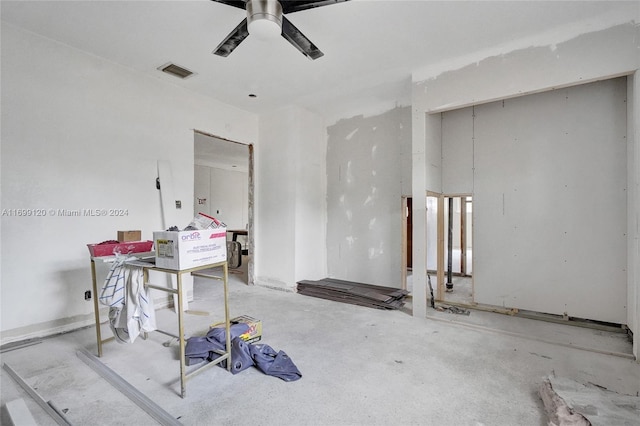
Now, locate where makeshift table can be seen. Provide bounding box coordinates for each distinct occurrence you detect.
[90,253,231,398]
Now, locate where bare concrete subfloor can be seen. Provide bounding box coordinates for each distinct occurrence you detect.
[2,258,638,426]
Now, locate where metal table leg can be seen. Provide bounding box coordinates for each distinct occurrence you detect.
[177,272,187,398]
[91,259,103,357]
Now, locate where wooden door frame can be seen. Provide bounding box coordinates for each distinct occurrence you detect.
[425,191,445,300]
[401,196,409,290]
[427,192,474,301]
[403,193,473,300]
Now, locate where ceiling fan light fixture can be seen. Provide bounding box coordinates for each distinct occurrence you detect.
[247,0,282,40]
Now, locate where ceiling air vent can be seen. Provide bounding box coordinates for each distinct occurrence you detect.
[158,63,195,79]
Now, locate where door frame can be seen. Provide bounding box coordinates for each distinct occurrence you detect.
[439,193,473,302]
[403,192,474,302]
[401,196,411,290]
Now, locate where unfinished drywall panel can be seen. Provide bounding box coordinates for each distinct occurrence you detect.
[326,107,411,287]
[628,71,639,357]
[255,105,327,290]
[414,23,639,114]
[412,18,638,324]
[293,107,327,284]
[425,114,443,193]
[442,108,474,195]
[0,24,257,342]
[472,78,627,323]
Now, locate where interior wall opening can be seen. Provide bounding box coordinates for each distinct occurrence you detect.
[194,130,253,285]
[425,193,473,305]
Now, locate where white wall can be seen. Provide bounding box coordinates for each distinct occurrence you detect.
[442,108,474,195]
[628,71,640,358]
[0,24,257,343]
[411,21,640,356]
[294,108,328,284]
[194,164,248,230]
[326,107,411,287]
[255,106,327,290]
[469,79,626,323]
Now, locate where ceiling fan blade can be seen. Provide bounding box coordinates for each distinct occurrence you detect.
[213,19,250,57]
[280,0,350,14]
[281,16,323,60]
[210,0,247,10]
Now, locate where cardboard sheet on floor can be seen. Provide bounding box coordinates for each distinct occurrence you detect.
[296,278,408,310]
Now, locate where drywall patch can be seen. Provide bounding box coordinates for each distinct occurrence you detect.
[363,185,378,206]
[345,128,359,140]
[346,160,354,184]
[368,242,385,260]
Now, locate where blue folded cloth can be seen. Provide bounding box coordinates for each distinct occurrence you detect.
[185,324,302,381]
[249,344,302,382]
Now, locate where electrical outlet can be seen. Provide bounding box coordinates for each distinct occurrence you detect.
[84,290,91,300]
[175,200,182,209]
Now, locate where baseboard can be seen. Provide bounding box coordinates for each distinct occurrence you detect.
[0,293,192,347]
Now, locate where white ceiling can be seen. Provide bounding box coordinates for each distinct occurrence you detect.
[2,0,637,125]
[194,132,249,172]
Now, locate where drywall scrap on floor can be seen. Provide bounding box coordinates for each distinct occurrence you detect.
[539,375,639,426]
[2,363,73,426]
[4,398,37,426]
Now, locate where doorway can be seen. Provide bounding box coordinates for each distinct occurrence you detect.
[194,130,254,285]
[442,196,473,305]
[424,193,473,304]
[401,196,412,291]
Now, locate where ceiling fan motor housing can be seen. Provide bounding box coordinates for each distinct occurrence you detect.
[247,0,283,33]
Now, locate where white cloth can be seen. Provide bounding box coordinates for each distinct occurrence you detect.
[100,255,156,343]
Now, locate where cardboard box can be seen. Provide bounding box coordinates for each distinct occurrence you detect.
[153,228,227,270]
[212,315,262,344]
[117,230,141,242]
[87,240,153,257]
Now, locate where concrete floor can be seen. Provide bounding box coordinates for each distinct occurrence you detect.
[1,257,638,426]
[442,276,473,305]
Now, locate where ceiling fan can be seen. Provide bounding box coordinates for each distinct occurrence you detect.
[212,0,349,60]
